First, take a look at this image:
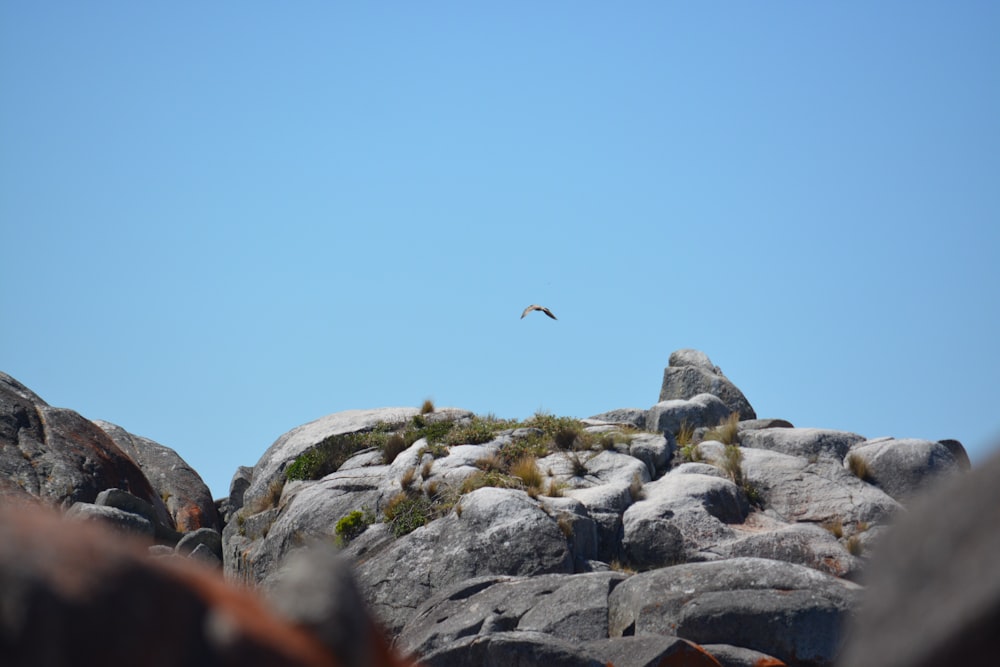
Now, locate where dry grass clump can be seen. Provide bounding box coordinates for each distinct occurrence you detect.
[719,444,744,487]
[823,518,845,539]
[566,451,589,477]
[676,420,695,446]
[510,456,544,492]
[846,535,864,556]
[846,453,873,481]
[704,412,741,445]
[399,466,418,490]
[382,433,408,464]
[629,472,645,501]
[420,398,435,414]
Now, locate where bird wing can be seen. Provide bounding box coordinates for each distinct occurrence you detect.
[520,305,557,320]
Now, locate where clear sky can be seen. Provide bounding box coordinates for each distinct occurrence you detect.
[3,3,998,500]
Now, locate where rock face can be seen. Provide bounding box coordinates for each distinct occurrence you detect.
[659,350,756,420]
[94,419,221,531]
[0,372,225,565]
[1,349,978,667]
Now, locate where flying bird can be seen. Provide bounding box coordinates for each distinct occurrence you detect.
[520,304,557,320]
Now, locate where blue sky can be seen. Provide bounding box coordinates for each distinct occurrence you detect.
[3,3,998,499]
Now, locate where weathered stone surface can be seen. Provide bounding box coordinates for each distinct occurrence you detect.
[710,520,862,580]
[349,487,574,635]
[94,420,220,532]
[837,446,1000,667]
[177,527,224,562]
[740,447,901,526]
[623,473,748,568]
[0,503,367,667]
[65,502,156,538]
[740,428,865,461]
[587,408,647,429]
[397,571,627,658]
[648,393,733,435]
[659,350,756,420]
[95,487,170,533]
[845,437,965,501]
[609,558,862,667]
[628,433,674,479]
[538,449,650,490]
[419,631,605,667]
[0,373,166,516]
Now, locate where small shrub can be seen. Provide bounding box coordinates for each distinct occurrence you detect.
[334,509,374,545]
[383,493,433,537]
[286,426,394,481]
[420,398,435,414]
[474,453,506,473]
[566,451,589,477]
[417,441,450,458]
[382,433,408,464]
[496,438,550,469]
[445,417,506,446]
[742,481,764,508]
[847,453,872,481]
[680,442,702,463]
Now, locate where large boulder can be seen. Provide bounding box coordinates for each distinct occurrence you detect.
[94,420,220,532]
[837,445,1000,667]
[659,350,755,420]
[740,428,865,461]
[609,557,862,666]
[647,393,733,435]
[0,372,170,526]
[622,472,748,568]
[0,503,411,667]
[844,437,966,502]
[396,571,628,658]
[349,487,574,635]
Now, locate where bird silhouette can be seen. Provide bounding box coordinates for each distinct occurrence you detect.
[520,304,557,320]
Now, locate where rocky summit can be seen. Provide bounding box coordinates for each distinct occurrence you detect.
[1,349,995,667]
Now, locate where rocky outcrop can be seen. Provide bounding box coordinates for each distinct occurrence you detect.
[94,419,221,531]
[1,348,979,667]
[659,350,756,420]
[0,372,224,563]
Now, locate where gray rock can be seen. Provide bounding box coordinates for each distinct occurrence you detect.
[397,571,627,658]
[609,557,862,667]
[710,520,863,579]
[538,450,650,490]
[740,447,902,526]
[66,502,155,538]
[351,488,574,635]
[587,408,647,429]
[837,446,995,667]
[627,433,674,479]
[845,437,965,501]
[227,465,254,514]
[740,427,866,461]
[647,393,733,435]
[241,407,427,513]
[737,418,794,431]
[176,527,223,561]
[622,473,748,568]
[93,420,220,532]
[187,542,222,567]
[419,631,605,667]
[659,350,756,420]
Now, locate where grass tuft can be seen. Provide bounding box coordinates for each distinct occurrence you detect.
[510,456,544,492]
[629,472,645,501]
[420,398,435,414]
[382,433,408,464]
[676,420,695,446]
[704,412,741,445]
[846,453,873,481]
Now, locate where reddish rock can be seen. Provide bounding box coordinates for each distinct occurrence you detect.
[0,503,415,667]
